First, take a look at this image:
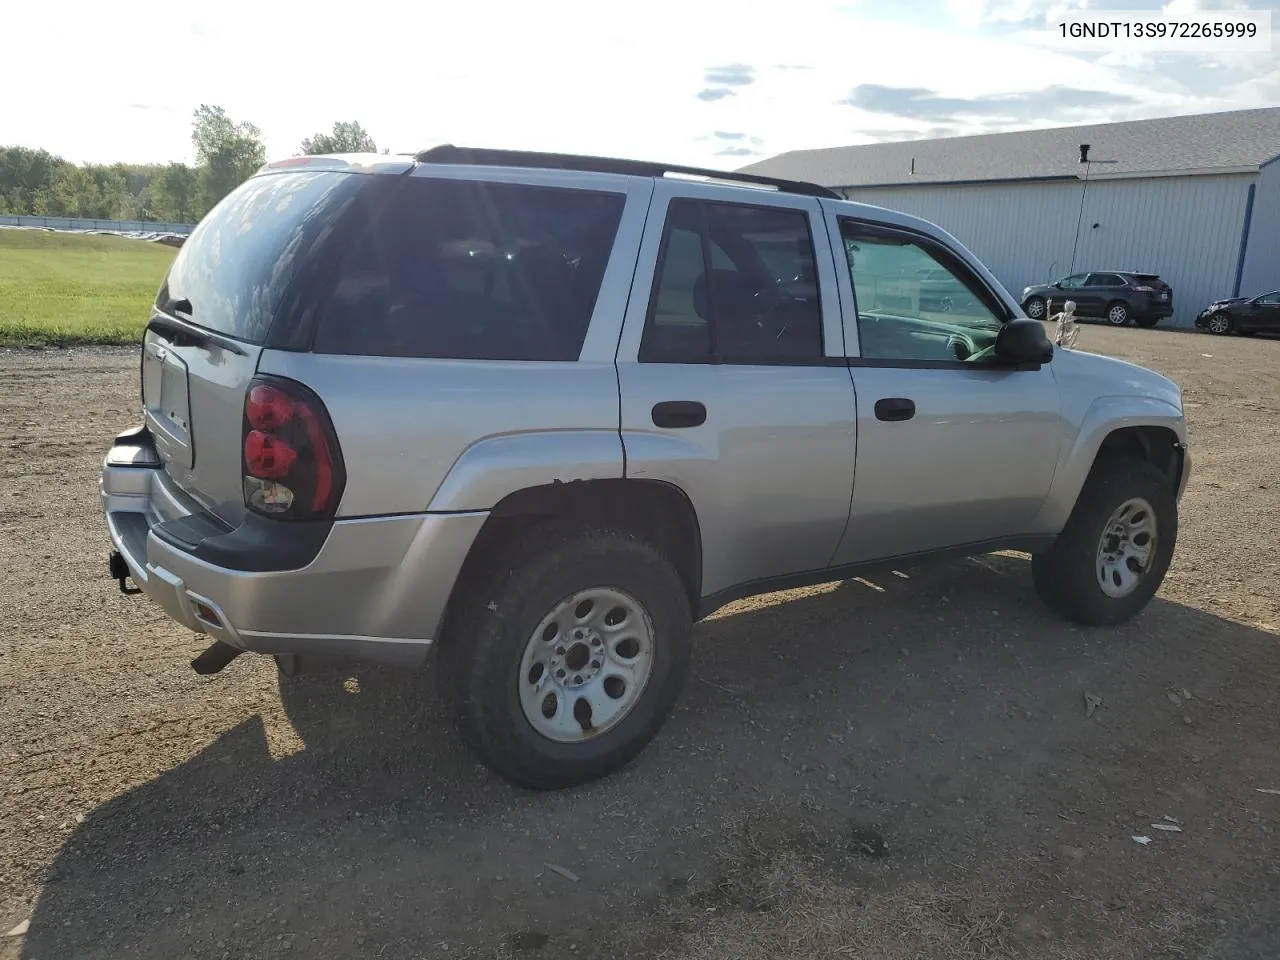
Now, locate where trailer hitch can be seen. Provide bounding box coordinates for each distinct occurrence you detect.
[108,550,142,595]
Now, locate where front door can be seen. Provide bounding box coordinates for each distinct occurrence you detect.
[615,182,857,600]
[1247,291,1280,331]
[828,213,1067,565]
[1051,273,1088,316]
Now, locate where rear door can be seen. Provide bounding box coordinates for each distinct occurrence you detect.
[1080,272,1124,317]
[615,182,856,600]
[143,169,373,524]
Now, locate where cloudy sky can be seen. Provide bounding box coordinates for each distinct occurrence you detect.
[2,0,1277,168]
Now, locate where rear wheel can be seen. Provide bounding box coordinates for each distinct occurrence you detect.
[1032,458,1177,626]
[1023,296,1047,320]
[436,523,693,790]
[1106,301,1131,326]
[1206,312,1233,335]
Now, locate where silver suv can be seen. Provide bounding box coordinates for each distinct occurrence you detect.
[100,147,1190,789]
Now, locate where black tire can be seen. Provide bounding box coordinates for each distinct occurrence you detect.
[1105,301,1131,326]
[436,523,693,790]
[1032,458,1177,626]
[1023,296,1047,320]
[1134,314,1159,329]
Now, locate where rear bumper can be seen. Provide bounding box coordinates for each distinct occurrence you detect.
[100,433,486,667]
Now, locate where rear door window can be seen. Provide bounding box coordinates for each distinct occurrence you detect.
[640,198,824,363]
[312,178,626,361]
[156,171,369,344]
[1085,273,1124,287]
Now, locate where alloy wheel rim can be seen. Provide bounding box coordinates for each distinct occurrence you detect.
[518,587,655,743]
[1027,299,1044,318]
[1096,497,1158,598]
[1209,314,1229,333]
[1108,305,1127,324]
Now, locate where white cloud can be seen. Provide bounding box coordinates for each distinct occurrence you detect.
[1,0,1275,169]
[948,0,1089,24]
[1163,0,1251,12]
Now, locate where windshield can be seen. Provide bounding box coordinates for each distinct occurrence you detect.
[155,170,369,343]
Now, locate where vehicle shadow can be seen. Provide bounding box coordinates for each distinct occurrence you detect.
[20,554,1280,960]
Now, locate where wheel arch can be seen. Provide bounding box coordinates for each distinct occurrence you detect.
[445,478,703,623]
[1033,397,1187,534]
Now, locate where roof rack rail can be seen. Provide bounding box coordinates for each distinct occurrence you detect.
[413,144,841,200]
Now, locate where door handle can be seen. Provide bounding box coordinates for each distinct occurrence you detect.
[652,401,707,429]
[874,398,915,422]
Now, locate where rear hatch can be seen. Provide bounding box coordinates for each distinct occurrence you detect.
[1134,273,1172,305]
[142,168,376,525]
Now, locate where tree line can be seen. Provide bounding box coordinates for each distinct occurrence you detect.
[0,106,379,224]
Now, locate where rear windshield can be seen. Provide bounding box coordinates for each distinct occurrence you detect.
[312,177,626,361]
[1135,274,1162,283]
[156,171,368,343]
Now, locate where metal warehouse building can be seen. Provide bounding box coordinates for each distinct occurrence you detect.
[740,107,1280,328]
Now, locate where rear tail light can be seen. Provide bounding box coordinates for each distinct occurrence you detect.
[1131,285,1154,292]
[241,375,345,520]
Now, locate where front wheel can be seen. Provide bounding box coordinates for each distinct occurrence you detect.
[1206,312,1233,335]
[1032,459,1177,626]
[1023,296,1047,320]
[1106,301,1131,326]
[436,524,693,790]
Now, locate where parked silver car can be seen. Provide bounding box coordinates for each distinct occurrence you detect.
[101,147,1190,789]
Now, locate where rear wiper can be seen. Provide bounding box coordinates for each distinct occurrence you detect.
[147,314,246,356]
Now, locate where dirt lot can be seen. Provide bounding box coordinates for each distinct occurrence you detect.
[2,326,1279,960]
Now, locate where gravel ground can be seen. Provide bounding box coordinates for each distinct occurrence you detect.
[2,327,1279,960]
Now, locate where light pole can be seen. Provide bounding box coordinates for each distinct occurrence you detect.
[1067,144,1118,275]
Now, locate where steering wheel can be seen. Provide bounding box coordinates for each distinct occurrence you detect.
[966,343,998,363]
[750,286,796,341]
[946,333,977,361]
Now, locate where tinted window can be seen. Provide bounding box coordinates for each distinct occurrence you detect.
[842,221,1004,363]
[157,171,367,344]
[640,199,823,363]
[1085,273,1124,287]
[313,178,626,361]
[1059,274,1087,289]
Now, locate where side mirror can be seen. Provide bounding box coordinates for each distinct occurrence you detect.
[1053,281,1063,289]
[995,318,1054,367]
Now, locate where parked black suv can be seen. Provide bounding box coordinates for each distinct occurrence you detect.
[1021,271,1173,328]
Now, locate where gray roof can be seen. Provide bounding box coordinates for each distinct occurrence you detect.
[738,107,1280,188]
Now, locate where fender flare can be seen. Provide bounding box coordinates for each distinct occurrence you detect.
[425,429,626,513]
[1033,394,1186,533]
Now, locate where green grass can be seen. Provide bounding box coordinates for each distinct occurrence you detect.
[0,229,177,347]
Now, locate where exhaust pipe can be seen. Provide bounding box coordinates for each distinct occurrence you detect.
[191,641,244,675]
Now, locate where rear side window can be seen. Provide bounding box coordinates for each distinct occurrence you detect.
[639,198,823,364]
[312,178,626,361]
[1085,273,1124,287]
[157,171,368,344]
